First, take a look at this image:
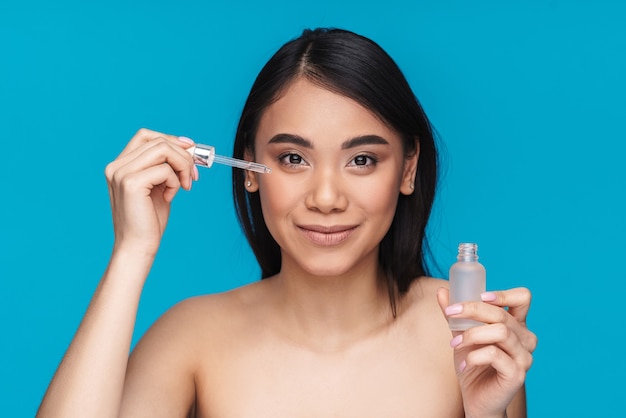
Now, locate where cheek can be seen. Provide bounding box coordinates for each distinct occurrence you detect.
[363,181,400,215]
[352,171,403,226]
[362,165,402,201]
[258,174,300,224]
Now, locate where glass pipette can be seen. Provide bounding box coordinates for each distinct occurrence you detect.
[187,143,271,174]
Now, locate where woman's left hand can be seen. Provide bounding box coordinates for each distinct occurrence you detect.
[437,287,537,418]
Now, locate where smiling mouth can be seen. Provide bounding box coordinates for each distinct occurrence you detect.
[297,225,359,246]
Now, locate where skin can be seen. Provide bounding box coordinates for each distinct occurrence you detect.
[37,79,536,418]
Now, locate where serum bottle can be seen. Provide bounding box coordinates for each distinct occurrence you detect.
[449,243,486,331]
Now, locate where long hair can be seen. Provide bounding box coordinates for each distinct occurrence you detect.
[232,28,439,313]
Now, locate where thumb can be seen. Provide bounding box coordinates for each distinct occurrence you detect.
[436,287,450,315]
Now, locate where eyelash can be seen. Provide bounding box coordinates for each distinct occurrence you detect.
[278,152,307,168]
[348,154,378,168]
[276,152,378,169]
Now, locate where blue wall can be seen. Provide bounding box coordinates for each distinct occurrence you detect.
[1,1,624,416]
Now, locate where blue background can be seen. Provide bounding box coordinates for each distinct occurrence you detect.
[1,1,624,416]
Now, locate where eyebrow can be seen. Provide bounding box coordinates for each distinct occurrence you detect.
[341,135,389,149]
[268,133,313,148]
[267,133,389,149]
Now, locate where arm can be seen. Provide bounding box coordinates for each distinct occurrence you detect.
[37,129,198,417]
[36,249,150,417]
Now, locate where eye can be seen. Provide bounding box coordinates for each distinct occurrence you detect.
[278,152,308,167]
[348,154,377,168]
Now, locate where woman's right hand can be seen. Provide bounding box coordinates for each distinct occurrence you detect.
[104,128,198,257]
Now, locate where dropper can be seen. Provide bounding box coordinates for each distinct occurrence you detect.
[186,143,271,174]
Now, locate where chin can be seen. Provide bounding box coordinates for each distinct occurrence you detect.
[295,255,370,279]
[281,245,379,279]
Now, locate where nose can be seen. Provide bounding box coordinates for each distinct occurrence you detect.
[304,167,348,213]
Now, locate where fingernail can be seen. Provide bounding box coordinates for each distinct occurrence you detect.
[481,292,497,302]
[445,304,463,316]
[459,360,467,373]
[193,165,199,181]
[178,136,195,145]
[450,334,463,348]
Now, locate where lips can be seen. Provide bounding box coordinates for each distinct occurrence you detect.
[297,224,358,246]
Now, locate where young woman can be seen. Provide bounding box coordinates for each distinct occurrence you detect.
[38,28,536,418]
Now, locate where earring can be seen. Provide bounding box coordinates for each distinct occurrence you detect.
[246,181,252,188]
[410,183,415,190]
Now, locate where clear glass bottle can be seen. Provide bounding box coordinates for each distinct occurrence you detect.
[449,243,486,331]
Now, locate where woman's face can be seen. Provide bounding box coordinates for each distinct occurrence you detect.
[247,78,417,278]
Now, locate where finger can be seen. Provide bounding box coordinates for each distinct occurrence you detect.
[436,287,450,314]
[449,302,538,354]
[118,128,183,158]
[436,287,454,327]
[110,135,194,174]
[491,288,537,354]
[482,287,532,324]
[462,344,526,390]
[450,301,509,326]
[452,323,534,373]
[120,164,182,203]
[106,135,170,182]
[110,140,195,191]
[108,130,196,183]
[438,287,468,338]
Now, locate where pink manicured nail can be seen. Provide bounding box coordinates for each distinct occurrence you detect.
[178,136,195,145]
[459,360,467,373]
[450,334,463,348]
[193,165,199,181]
[481,292,497,302]
[445,304,463,316]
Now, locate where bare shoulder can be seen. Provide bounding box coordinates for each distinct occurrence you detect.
[120,280,270,416]
[401,276,449,309]
[155,278,272,338]
[410,276,449,293]
[126,279,273,369]
[396,277,451,339]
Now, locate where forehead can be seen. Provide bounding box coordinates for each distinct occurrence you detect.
[256,78,401,146]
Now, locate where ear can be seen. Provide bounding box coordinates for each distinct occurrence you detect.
[400,139,419,196]
[244,149,260,192]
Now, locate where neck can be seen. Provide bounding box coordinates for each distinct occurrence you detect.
[271,255,394,352]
